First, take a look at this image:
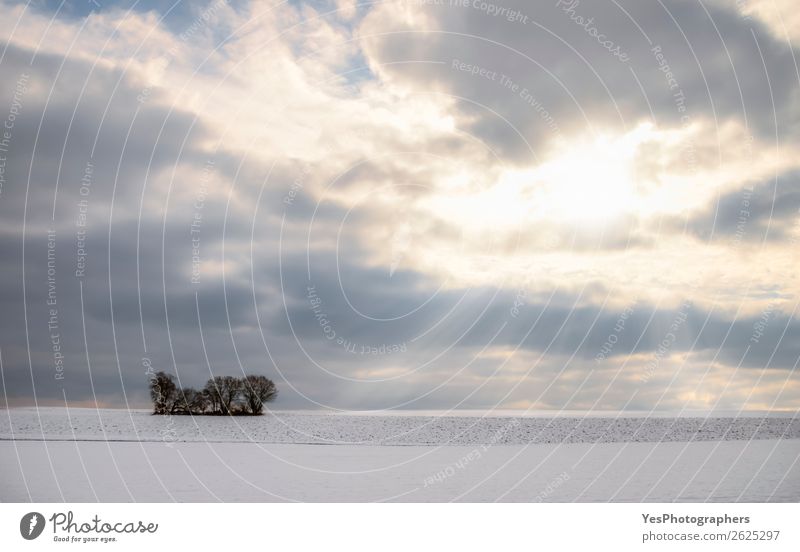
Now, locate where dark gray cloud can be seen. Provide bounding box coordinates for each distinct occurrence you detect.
[361,0,799,162]
[680,169,800,243]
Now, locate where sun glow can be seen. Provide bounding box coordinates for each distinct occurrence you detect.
[528,123,656,223]
[423,123,658,234]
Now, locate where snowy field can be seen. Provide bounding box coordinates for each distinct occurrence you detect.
[1,408,798,502]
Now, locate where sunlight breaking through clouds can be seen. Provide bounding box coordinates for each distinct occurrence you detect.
[0,0,799,413]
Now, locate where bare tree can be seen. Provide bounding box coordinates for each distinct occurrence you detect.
[220,376,243,414]
[205,376,242,415]
[203,379,222,414]
[150,374,276,415]
[189,388,210,414]
[148,371,177,414]
[175,388,209,414]
[242,375,278,414]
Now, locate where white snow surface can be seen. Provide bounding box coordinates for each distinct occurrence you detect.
[1,408,798,502]
[2,407,798,445]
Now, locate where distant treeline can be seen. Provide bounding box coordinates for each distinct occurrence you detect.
[148,372,277,415]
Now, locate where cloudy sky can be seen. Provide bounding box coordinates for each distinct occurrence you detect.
[0,0,799,411]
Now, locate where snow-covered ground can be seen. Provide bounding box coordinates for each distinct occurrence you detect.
[1,408,798,502]
[2,407,798,445]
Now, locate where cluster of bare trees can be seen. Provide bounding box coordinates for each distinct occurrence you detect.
[148,372,277,415]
